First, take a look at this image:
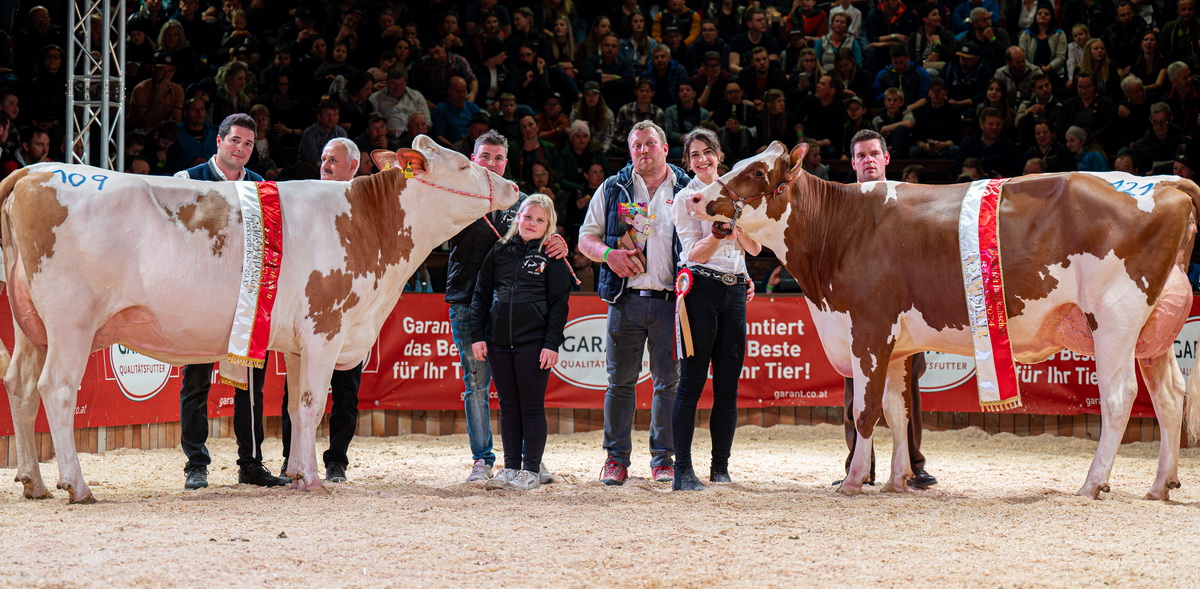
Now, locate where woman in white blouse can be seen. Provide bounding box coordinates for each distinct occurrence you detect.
[671,128,761,491]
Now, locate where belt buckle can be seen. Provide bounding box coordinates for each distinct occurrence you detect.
[721,274,737,286]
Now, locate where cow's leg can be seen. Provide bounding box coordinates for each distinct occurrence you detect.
[288,350,336,491]
[838,349,893,497]
[1079,329,1140,500]
[4,327,50,499]
[1137,351,1184,500]
[36,340,94,504]
[881,357,914,494]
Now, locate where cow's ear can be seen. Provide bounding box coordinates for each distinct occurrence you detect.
[372,150,398,172]
[395,148,429,176]
[788,142,809,178]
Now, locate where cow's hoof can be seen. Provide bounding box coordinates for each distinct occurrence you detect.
[1077,484,1108,500]
[835,484,862,497]
[881,482,910,494]
[291,477,324,491]
[58,483,96,505]
[1168,480,1181,490]
[19,476,52,500]
[1144,490,1169,501]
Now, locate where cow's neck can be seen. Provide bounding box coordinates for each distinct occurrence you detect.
[776,172,876,311]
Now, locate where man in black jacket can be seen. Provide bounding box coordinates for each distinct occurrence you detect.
[451,130,568,483]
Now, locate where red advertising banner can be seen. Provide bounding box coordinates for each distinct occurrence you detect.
[0,293,1197,435]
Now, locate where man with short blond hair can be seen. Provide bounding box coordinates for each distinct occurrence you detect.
[579,121,691,486]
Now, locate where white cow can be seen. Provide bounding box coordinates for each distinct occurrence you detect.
[0,136,517,503]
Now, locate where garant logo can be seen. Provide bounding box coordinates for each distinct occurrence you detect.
[107,345,172,402]
[552,314,651,390]
[920,351,976,393]
[1174,315,1200,386]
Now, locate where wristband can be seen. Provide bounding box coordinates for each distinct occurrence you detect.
[766,285,775,292]
[603,247,612,261]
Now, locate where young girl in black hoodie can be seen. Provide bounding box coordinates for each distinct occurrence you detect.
[470,194,573,491]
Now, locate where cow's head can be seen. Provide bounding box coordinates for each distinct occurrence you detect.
[689,141,806,236]
[371,135,519,213]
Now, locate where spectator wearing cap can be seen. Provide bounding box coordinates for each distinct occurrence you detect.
[735,46,787,107]
[693,50,734,112]
[130,51,185,132]
[653,0,701,45]
[954,6,1010,71]
[945,41,993,118]
[299,100,350,165]
[1174,146,1197,179]
[686,19,728,76]
[433,76,484,147]
[659,25,696,75]
[411,42,479,105]
[555,120,608,195]
[536,93,572,148]
[570,81,616,154]
[473,38,519,108]
[581,33,638,111]
[276,5,319,50]
[908,76,963,160]
[370,64,431,140]
[872,44,930,109]
[126,17,158,71]
[729,8,782,75]
[644,45,690,110]
[1055,70,1118,154]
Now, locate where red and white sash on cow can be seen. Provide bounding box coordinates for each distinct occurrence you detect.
[958,178,1022,411]
[219,181,283,389]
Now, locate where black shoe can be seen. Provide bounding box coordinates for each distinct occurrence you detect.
[239,462,290,487]
[709,468,732,483]
[672,466,707,491]
[832,477,876,486]
[279,458,288,478]
[908,469,938,489]
[184,466,208,490]
[326,463,348,483]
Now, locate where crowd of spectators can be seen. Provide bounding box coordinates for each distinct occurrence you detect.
[1,0,1198,242]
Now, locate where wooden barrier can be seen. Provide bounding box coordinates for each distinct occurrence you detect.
[0,408,1167,467]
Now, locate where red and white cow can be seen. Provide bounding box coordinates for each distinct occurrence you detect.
[0,136,517,503]
[690,141,1200,500]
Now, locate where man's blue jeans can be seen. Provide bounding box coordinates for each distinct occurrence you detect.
[602,295,678,468]
[449,304,496,465]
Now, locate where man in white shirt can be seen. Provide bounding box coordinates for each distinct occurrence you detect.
[369,64,431,139]
[578,121,692,486]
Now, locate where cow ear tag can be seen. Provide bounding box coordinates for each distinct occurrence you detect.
[403,162,415,178]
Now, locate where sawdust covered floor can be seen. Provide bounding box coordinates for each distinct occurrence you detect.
[0,424,1197,588]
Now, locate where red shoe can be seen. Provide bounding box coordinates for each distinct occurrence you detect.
[599,458,628,486]
[651,465,674,483]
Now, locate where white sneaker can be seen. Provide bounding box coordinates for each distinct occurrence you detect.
[538,462,557,485]
[507,469,541,491]
[466,459,493,483]
[485,468,519,490]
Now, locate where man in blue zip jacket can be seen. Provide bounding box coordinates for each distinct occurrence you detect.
[578,121,691,486]
[174,112,289,490]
